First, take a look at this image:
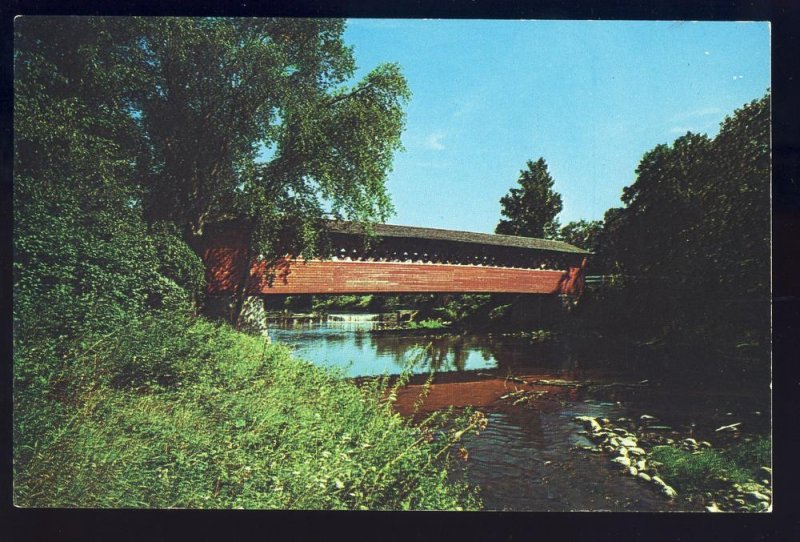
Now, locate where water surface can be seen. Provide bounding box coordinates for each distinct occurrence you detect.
[268,318,769,511]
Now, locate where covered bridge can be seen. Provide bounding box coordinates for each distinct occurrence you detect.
[200,221,590,296]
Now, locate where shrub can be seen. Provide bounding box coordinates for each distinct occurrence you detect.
[407,318,448,330]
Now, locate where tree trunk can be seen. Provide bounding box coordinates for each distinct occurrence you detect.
[230,235,254,328]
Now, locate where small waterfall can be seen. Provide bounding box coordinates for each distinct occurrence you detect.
[327,313,381,323]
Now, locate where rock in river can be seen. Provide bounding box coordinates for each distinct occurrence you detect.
[660,484,678,499]
[611,456,631,468]
[746,491,770,503]
[574,416,602,433]
[651,476,678,499]
[715,422,741,432]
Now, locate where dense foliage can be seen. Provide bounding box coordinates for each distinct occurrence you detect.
[14,17,202,345]
[589,93,771,359]
[496,158,563,239]
[13,17,480,510]
[15,16,411,324]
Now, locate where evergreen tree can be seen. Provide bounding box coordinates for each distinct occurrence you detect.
[495,158,563,239]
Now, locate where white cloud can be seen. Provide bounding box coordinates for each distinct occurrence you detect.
[425,132,446,151]
[732,75,744,80]
[704,51,711,55]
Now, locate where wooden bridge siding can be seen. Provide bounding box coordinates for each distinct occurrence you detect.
[200,224,587,296]
[203,248,581,295]
[254,260,567,295]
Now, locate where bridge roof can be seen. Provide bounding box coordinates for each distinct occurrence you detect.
[329,221,591,255]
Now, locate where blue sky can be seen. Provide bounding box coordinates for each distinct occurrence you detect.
[342,19,770,234]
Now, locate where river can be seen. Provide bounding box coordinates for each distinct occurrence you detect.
[268,316,771,511]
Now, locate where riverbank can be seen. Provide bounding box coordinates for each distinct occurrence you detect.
[13,315,481,509]
[385,365,770,511]
[263,317,770,510]
[572,414,771,512]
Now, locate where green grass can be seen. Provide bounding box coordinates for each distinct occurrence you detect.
[406,318,448,330]
[650,437,771,495]
[725,437,771,475]
[14,314,482,509]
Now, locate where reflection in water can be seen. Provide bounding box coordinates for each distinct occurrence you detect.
[267,316,767,511]
[268,320,574,377]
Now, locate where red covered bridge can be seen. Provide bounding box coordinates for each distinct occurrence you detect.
[200,221,590,297]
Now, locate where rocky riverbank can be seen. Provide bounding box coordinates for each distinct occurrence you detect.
[572,414,771,512]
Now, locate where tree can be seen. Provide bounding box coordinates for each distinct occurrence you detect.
[14,17,200,344]
[15,17,411,325]
[495,158,563,239]
[120,17,409,323]
[558,220,602,252]
[593,91,770,356]
[114,17,410,256]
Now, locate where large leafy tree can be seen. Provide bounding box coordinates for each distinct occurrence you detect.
[495,158,563,239]
[17,16,410,257]
[15,16,411,324]
[595,92,770,354]
[116,17,410,257]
